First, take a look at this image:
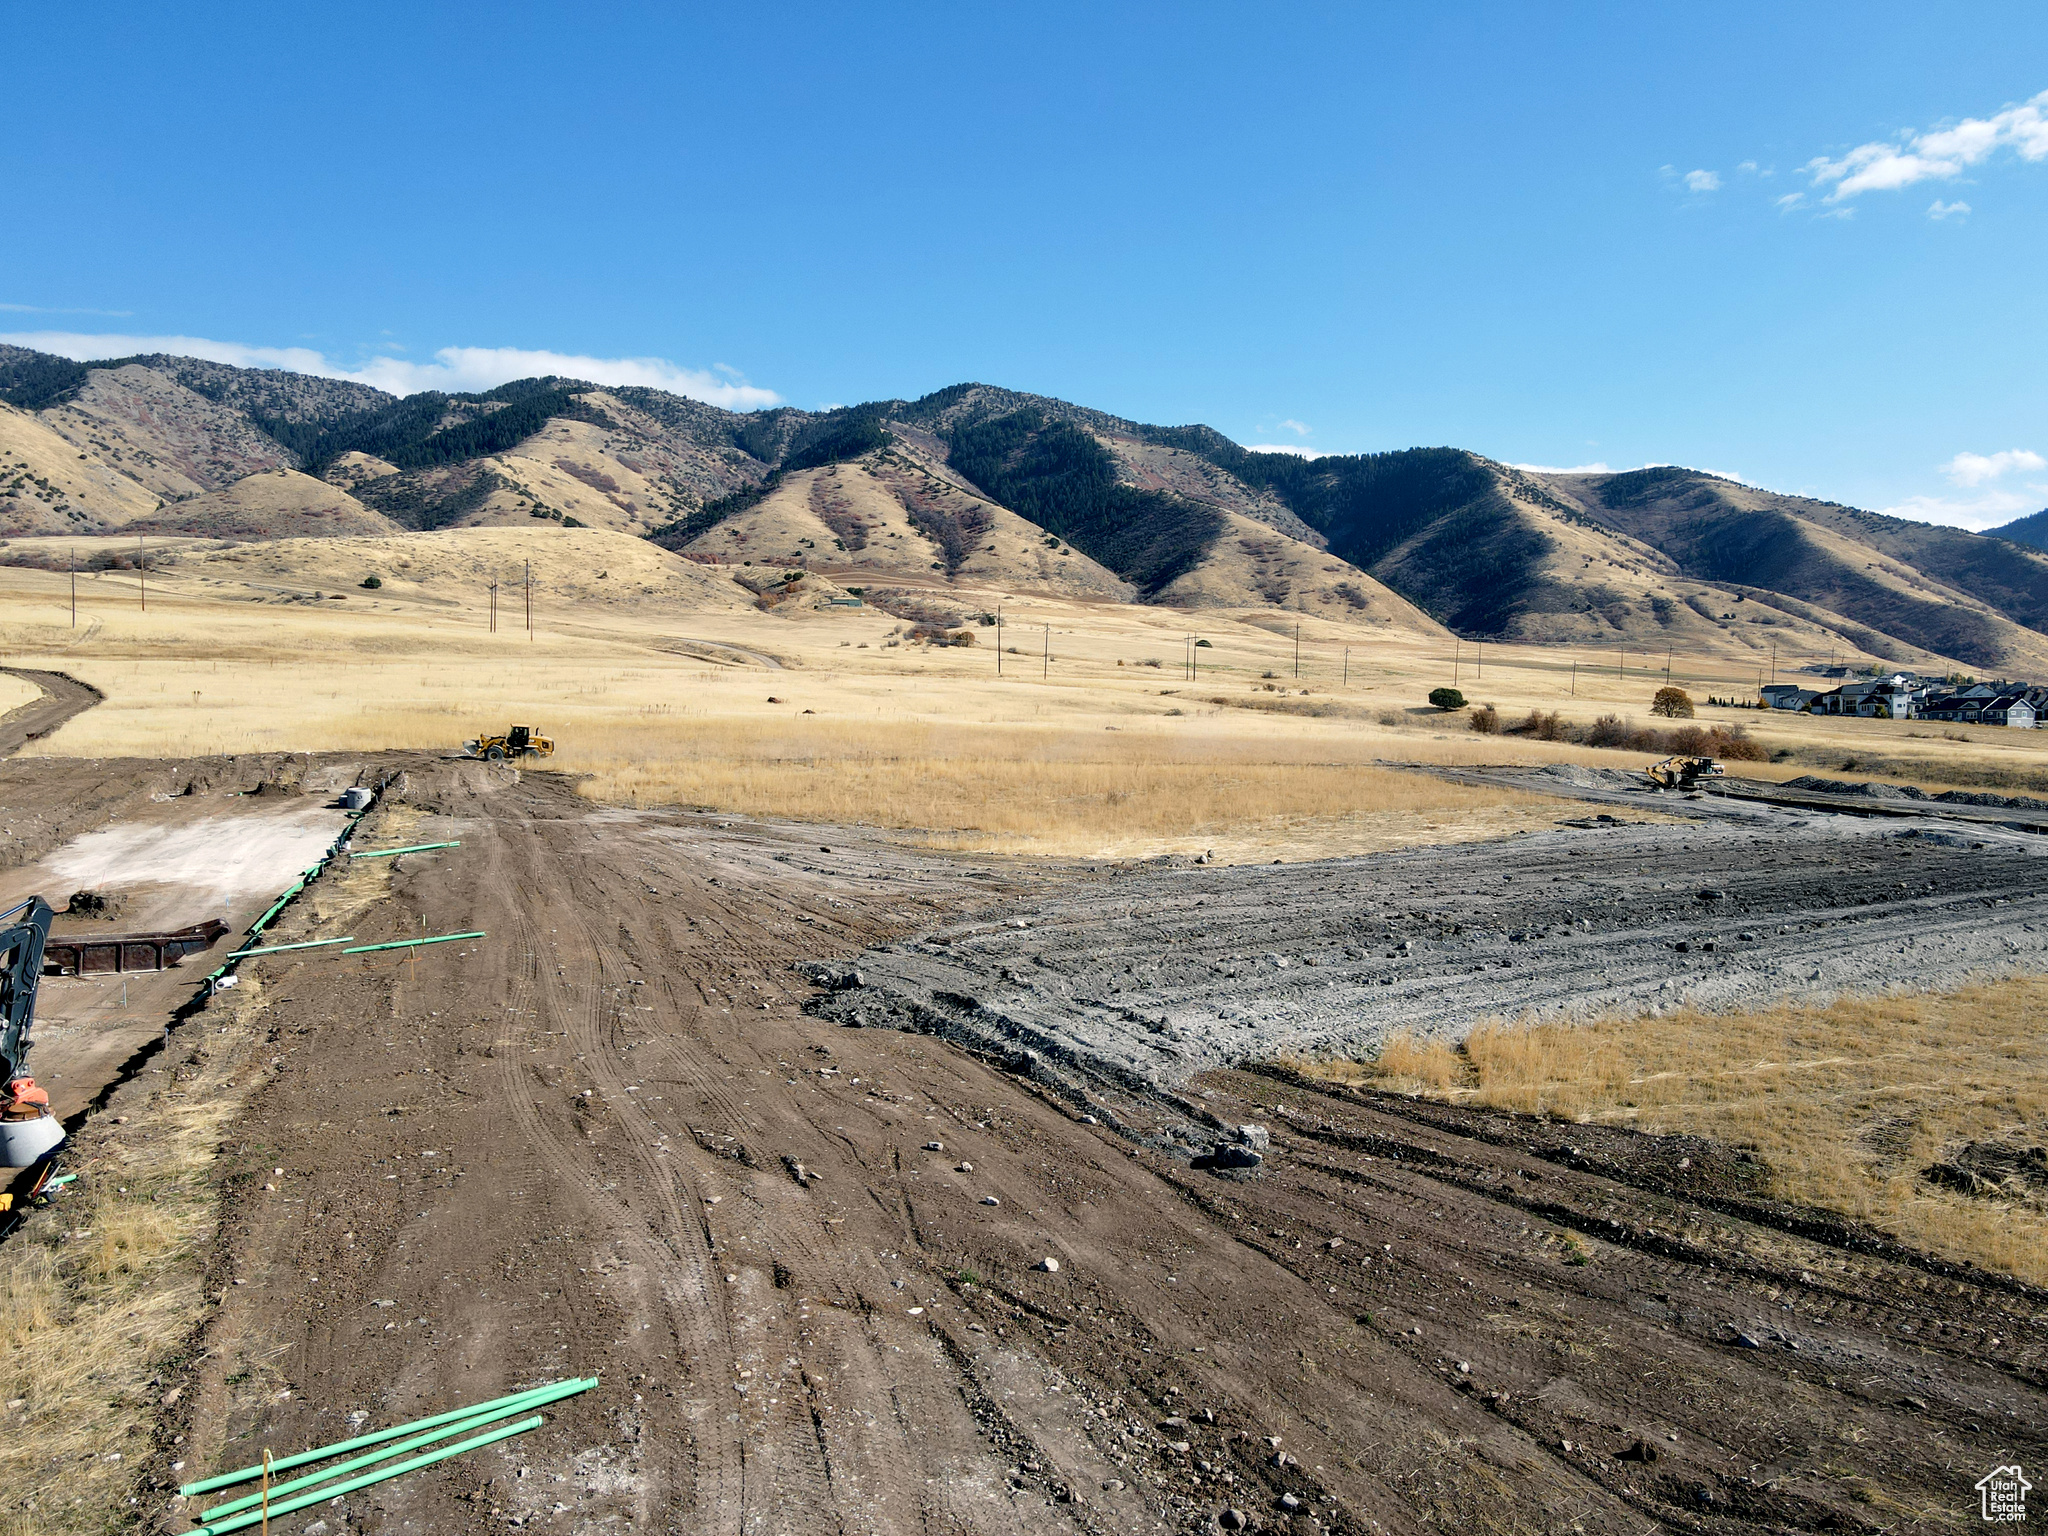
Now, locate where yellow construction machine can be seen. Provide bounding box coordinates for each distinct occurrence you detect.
[464,724,555,762]
[1642,755,1723,791]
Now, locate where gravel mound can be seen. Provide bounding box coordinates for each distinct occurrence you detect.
[1535,763,1646,790]
[1784,776,2048,812]
[1933,788,2048,811]
[1784,776,1926,799]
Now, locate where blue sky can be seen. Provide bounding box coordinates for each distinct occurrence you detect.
[5,3,2046,528]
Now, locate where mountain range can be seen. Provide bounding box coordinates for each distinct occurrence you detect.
[6,341,2048,675]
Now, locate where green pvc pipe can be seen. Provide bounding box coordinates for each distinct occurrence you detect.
[340,931,485,955]
[197,1380,591,1519]
[180,1378,593,1496]
[246,880,305,936]
[348,841,462,859]
[193,1414,545,1535]
[226,936,355,958]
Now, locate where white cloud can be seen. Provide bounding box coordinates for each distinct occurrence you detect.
[1775,192,1806,211]
[1683,169,1721,193]
[1927,198,1971,220]
[1942,448,2046,486]
[1805,88,2048,202]
[1243,444,1326,459]
[1878,487,2044,532]
[0,330,782,410]
[1279,419,1311,437]
[1737,160,1760,174]
[1510,461,1613,474]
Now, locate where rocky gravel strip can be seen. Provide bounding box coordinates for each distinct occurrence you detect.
[804,810,2048,1110]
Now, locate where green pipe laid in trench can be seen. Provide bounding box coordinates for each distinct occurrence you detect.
[179,1377,594,1496]
[193,1414,546,1535]
[195,1379,592,1520]
[225,936,355,958]
[347,840,462,859]
[245,880,304,936]
[340,930,485,955]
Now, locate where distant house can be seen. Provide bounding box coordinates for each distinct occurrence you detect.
[1983,694,2037,728]
[1859,675,1922,719]
[1768,688,1822,712]
[1812,678,1917,716]
[1921,693,1982,724]
[1760,683,1806,708]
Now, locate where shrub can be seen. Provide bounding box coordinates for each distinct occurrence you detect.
[1710,727,1769,762]
[1665,723,1711,755]
[1651,686,1695,718]
[1377,710,1406,727]
[1515,709,1567,741]
[359,575,382,589]
[1468,704,1501,734]
[948,629,977,647]
[1582,712,1631,748]
[1428,686,1467,712]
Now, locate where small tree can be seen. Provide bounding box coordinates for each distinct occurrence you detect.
[359,575,382,589]
[1429,686,1467,712]
[1651,686,1694,718]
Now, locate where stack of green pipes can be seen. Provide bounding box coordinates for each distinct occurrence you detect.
[178,1377,594,1534]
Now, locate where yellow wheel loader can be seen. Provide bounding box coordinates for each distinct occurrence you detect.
[464,724,555,762]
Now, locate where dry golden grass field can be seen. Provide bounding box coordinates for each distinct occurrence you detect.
[6,525,2048,858]
[1312,980,2048,1285]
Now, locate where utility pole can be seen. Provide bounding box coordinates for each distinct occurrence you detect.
[489,582,498,634]
[1664,646,1672,684]
[1476,640,1483,679]
[1618,646,1624,681]
[138,535,146,613]
[1453,638,1460,686]
[525,560,532,640]
[996,606,1003,675]
[1294,623,1300,679]
[1343,647,1349,686]
[1570,660,1577,697]
[69,548,76,628]
[1042,623,1049,680]
[1770,640,1777,689]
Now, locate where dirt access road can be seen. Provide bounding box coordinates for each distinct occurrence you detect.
[84,756,2040,1535]
[0,666,102,758]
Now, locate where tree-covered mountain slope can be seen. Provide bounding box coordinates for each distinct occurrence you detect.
[1990,507,2048,554]
[1532,467,2048,671]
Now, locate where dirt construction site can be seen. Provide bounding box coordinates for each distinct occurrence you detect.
[3,550,2048,1536]
[3,693,2046,1534]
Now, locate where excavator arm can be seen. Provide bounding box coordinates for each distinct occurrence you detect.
[0,897,64,1168]
[0,897,53,1087]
